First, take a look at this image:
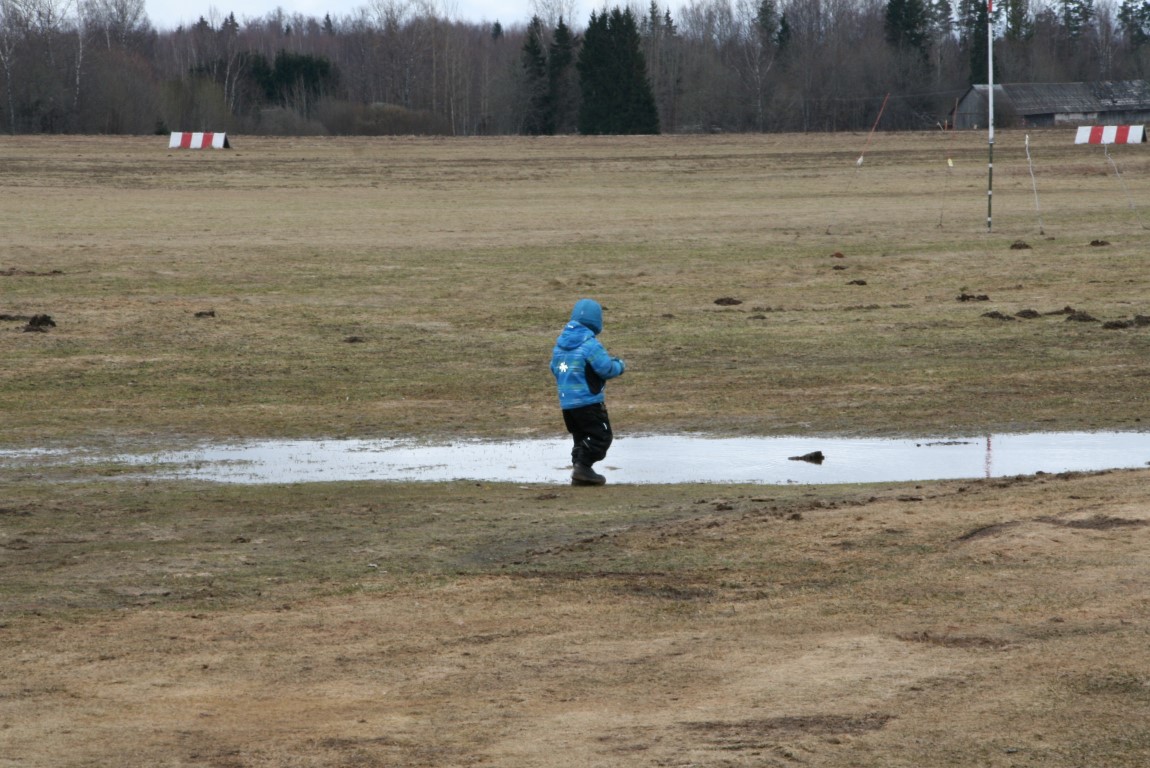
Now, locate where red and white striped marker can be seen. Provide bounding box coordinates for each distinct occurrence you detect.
[1074,125,1145,145]
[168,132,231,149]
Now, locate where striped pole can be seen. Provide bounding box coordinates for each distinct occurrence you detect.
[987,0,994,232]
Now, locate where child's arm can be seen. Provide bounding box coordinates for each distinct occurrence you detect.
[586,340,626,379]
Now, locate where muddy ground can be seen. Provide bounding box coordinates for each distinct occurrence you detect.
[4,470,1150,767]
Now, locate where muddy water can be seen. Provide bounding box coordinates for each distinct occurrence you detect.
[5,432,1149,485]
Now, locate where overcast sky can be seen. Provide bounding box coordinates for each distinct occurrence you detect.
[143,0,607,31]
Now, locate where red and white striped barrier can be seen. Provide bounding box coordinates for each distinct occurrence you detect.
[168,132,231,149]
[1074,125,1145,145]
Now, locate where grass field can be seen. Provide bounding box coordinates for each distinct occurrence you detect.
[5,132,1150,443]
[3,132,1150,766]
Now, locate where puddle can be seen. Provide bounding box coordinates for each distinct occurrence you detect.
[4,432,1150,485]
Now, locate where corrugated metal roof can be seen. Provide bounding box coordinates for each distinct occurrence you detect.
[970,80,1150,116]
[1092,80,1150,107]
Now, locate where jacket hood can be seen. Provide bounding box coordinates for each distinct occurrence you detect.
[556,320,595,351]
[569,299,603,335]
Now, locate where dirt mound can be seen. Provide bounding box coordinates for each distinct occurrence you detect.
[0,267,63,276]
[1043,514,1148,530]
[684,713,894,740]
[22,314,56,332]
[896,631,1011,650]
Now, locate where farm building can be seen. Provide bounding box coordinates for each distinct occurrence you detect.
[953,80,1150,129]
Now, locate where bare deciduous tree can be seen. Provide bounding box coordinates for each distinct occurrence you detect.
[3,0,1150,136]
[532,0,579,29]
[0,0,27,131]
[82,0,146,49]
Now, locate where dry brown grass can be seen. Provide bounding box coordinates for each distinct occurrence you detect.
[4,132,1150,766]
[4,471,1150,767]
[4,132,1150,444]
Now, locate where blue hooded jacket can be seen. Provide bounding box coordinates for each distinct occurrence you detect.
[551,299,626,409]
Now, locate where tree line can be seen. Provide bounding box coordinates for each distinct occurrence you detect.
[1,0,1147,136]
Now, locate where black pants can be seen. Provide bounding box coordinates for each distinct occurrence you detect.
[562,402,613,468]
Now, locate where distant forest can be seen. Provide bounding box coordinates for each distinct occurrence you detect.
[2,0,1149,135]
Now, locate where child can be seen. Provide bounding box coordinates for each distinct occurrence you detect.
[550,298,626,485]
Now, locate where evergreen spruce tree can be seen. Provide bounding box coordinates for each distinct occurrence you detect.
[520,16,550,134]
[757,0,779,41]
[640,2,682,133]
[1119,0,1150,46]
[1059,0,1095,38]
[1001,0,1032,40]
[885,0,931,57]
[776,12,791,50]
[222,12,240,36]
[548,18,578,134]
[928,0,955,41]
[576,7,659,134]
[960,0,991,85]
[577,12,611,133]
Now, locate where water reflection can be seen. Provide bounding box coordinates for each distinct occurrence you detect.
[2,432,1143,485]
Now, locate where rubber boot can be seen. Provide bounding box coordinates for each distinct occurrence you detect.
[571,463,606,486]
